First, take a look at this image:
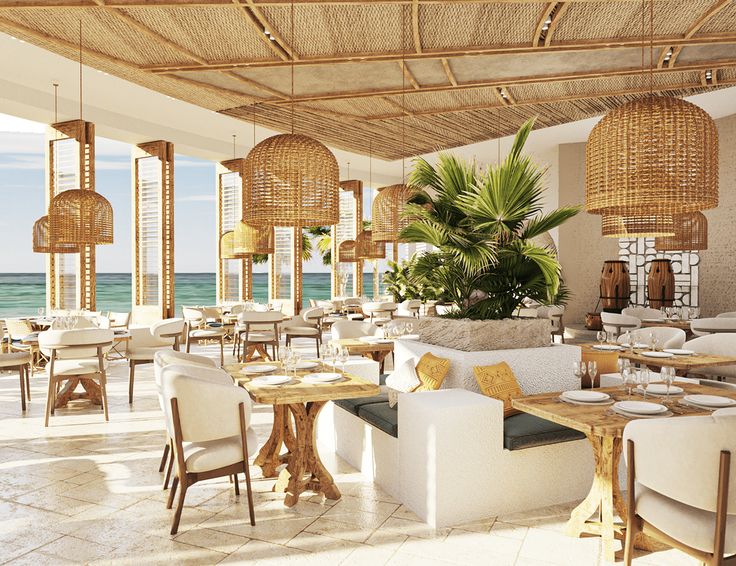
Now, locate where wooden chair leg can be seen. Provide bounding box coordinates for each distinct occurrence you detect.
[170,480,188,535]
[100,377,109,422]
[220,337,224,367]
[164,442,174,490]
[19,365,26,411]
[167,475,179,508]
[44,375,54,427]
[24,364,31,401]
[159,442,170,473]
[233,473,240,496]
[185,334,191,353]
[128,362,135,404]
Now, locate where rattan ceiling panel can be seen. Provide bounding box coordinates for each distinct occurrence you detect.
[301,98,399,119]
[176,70,275,100]
[385,88,499,114]
[261,4,406,58]
[554,1,714,42]
[2,8,182,66]
[405,60,456,88]
[420,3,545,50]
[697,3,736,34]
[675,44,736,65]
[121,6,275,62]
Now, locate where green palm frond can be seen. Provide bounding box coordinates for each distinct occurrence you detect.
[521,206,581,240]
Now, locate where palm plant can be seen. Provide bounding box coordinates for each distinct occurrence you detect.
[401,118,580,320]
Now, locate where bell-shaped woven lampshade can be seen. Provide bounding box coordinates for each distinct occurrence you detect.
[601,215,676,238]
[655,212,708,251]
[338,240,358,263]
[586,95,718,216]
[371,184,419,243]
[242,134,339,227]
[233,221,274,255]
[32,215,80,254]
[356,230,385,260]
[220,230,249,259]
[49,189,113,245]
[530,231,558,258]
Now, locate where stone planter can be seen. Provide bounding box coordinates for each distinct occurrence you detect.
[416,317,550,351]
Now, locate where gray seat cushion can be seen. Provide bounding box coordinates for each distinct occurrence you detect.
[503,413,585,451]
[357,402,398,438]
[334,393,389,416]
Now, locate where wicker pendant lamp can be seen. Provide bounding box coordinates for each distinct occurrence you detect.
[338,240,358,262]
[356,230,385,260]
[655,212,708,251]
[49,189,114,245]
[32,215,80,254]
[371,184,419,243]
[601,215,675,238]
[234,220,274,255]
[220,230,249,259]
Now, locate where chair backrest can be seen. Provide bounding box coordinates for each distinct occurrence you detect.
[5,319,33,340]
[131,305,163,327]
[238,311,283,323]
[51,316,97,330]
[38,328,114,359]
[301,307,324,324]
[600,312,641,336]
[363,301,397,314]
[229,304,245,315]
[618,327,686,349]
[622,306,665,320]
[624,413,736,514]
[271,301,283,312]
[332,320,379,340]
[182,307,206,325]
[683,334,736,379]
[151,318,185,339]
[202,306,222,320]
[161,364,251,443]
[717,312,736,319]
[691,317,736,337]
[343,297,361,307]
[153,349,218,371]
[108,311,131,328]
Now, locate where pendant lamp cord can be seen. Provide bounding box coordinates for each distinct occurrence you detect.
[401,5,407,182]
[290,0,295,135]
[649,0,654,96]
[79,20,83,120]
[232,134,236,159]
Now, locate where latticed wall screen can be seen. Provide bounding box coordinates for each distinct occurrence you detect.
[618,238,699,307]
[268,226,302,316]
[46,120,96,311]
[136,156,160,305]
[331,180,363,298]
[217,160,251,303]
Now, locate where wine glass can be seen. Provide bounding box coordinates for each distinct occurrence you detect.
[596,330,607,347]
[37,307,44,319]
[291,351,301,377]
[623,367,637,399]
[650,335,660,352]
[661,366,675,403]
[621,330,632,349]
[337,347,350,375]
[587,361,598,388]
[638,367,651,399]
[617,357,630,376]
[405,322,414,335]
[319,343,330,370]
[573,360,585,384]
[326,344,337,370]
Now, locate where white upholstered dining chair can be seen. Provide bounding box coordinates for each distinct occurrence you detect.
[536,305,565,344]
[127,318,185,404]
[331,320,379,340]
[623,412,736,565]
[0,352,31,411]
[622,306,665,320]
[282,307,323,356]
[616,327,686,350]
[161,363,257,534]
[38,328,114,427]
[182,307,226,366]
[600,312,641,338]
[692,318,736,337]
[683,335,736,382]
[234,311,281,362]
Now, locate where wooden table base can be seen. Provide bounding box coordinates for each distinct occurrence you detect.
[244,344,274,363]
[55,378,102,408]
[255,401,340,507]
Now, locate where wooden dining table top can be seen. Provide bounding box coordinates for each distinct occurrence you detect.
[581,343,736,371]
[225,361,380,405]
[639,319,692,331]
[329,337,395,353]
[512,382,736,439]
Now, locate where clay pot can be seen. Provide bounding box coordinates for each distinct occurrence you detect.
[647,259,675,308]
[600,260,630,312]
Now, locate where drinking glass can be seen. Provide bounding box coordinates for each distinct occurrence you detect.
[616,357,630,376]
[587,361,598,388]
[661,366,675,402]
[337,347,350,375]
[37,307,44,318]
[327,344,337,369]
[623,368,637,399]
[573,360,585,383]
[650,335,660,352]
[621,330,632,349]
[319,344,330,370]
[596,330,607,347]
[291,352,301,377]
[648,332,655,350]
[405,322,414,335]
[638,367,651,399]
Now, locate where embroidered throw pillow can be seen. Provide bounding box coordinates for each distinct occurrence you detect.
[473,362,523,418]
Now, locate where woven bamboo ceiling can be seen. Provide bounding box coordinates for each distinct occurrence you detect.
[1,1,734,160]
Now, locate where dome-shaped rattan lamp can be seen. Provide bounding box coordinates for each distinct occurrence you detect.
[371,184,418,243]
[242,134,340,227]
[655,212,708,251]
[356,230,385,260]
[531,231,557,258]
[32,215,80,254]
[49,189,113,245]
[220,230,249,259]
[601,215,676,238]
[234,220,274,255]
[586,95,718,217]
[338,240,358,262]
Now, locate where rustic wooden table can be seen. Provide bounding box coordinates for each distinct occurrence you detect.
[639,319,691,332]
[512,382,736,561]
[226,361,379,507]
[329,337,393,371]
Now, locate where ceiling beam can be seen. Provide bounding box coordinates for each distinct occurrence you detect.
[398,60,420,89]
[411,0,421,54]
[667,0,732,68]
[263,57,736,104]
[232,0,292,60]
[544,2,570,46]
[441,58,457,86]
[141,32,736,72]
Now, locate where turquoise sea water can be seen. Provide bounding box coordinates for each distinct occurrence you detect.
[0,273,376,317]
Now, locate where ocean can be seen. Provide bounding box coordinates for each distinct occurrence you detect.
[0,272,378,317]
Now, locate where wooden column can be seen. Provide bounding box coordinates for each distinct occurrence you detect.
[46,119,96,311]
[132,141,175,320]
[217,159,252,303]
[331,180,363,298]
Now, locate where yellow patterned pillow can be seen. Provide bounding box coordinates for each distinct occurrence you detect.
[473,362,522,418]
[414,353,450,392]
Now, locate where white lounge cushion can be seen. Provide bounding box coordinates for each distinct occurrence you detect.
[0,352,31,367]
[155,350,217,368]
[241,332,276,343]
[128,346,172,361]
[636,482,736,554]
[190,328,226,338]
[51,358,107,376]
[183,428,258,473]
[385,359,421,408]
[285,326,320,336]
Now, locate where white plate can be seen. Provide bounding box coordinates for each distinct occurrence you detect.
[303,372,342,383]
[642,318,665,323]
[562,390,610,402]
[373,339,393,344]
[241,364,278,374]
[251,375,291,386]
[614,400,668,415]
[683,394,736,408]
[295,361,319,370]
[358,336,379,343]
[663,349,695,356]
[641,351,675,358]
[592,344,622,351]
[643,383,684,395]
[622,342,650,349]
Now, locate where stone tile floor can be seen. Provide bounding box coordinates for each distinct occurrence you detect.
[0,341,699,565]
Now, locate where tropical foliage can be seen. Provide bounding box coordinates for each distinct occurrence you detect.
[382,258,442,303]
[400,118,580,320]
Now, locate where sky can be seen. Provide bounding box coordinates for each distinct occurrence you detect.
[0,112,333,273]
